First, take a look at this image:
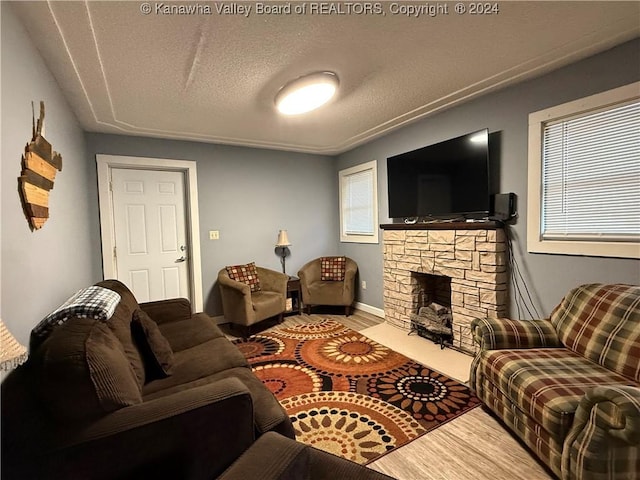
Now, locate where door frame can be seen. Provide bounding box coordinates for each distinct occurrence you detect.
[96,154,203,312]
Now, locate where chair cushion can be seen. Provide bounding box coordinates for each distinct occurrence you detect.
[132,309,175,380]
[251,290,284,320]
[550,284,640,381]
[227,262,262,292]
[479,347,638,441]
[320,256,346,281]
[307,281,346,306]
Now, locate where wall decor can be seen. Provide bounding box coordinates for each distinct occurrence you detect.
[19,101,62,230]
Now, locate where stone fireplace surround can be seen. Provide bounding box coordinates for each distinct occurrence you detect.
[381,222,508,353]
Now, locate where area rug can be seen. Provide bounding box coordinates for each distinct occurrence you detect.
[233,319,480,464]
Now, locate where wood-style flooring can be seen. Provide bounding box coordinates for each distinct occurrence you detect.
[222,309,553,480]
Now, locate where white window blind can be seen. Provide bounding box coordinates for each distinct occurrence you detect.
[339,160,378,244]
[541,100,640,241]
[343,169,374,235]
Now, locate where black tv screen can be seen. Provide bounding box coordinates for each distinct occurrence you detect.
[387,129,490,219]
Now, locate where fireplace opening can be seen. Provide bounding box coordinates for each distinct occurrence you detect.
[409,273,453,348]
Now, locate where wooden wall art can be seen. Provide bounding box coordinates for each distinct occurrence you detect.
[19,101,62,230]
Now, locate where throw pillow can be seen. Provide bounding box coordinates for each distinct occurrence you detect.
[131,309,175,380]
[226,262,261,292]
[321,256,346,281]
[33,319,142,420]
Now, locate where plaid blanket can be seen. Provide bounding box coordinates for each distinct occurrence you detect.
[32,286,121,340]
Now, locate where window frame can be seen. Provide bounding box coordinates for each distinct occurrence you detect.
[339,160,379,244]
[527,81,640,259]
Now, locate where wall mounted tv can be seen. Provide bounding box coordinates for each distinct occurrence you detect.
[387,129,490,220]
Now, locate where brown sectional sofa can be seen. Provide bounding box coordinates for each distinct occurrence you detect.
[1,279,294,480]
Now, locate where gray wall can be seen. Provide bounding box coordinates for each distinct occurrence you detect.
[1,2,102,344]
[84,134,338,315]
[337,38,640,317]
[3,0,638,342]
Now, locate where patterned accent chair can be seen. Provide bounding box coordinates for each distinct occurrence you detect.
[218,264,288,337]
[298,256,358,316]
[470,284,640,480]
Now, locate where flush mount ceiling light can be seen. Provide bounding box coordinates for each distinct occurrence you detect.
[275,72,339,115]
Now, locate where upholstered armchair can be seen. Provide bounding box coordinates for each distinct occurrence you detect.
[298,256,358,316]
[470,284,640,480]
[218,263,288,336]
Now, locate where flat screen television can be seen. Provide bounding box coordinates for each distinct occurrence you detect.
[387,129,490,219]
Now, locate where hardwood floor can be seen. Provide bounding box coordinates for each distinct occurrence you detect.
[222,309,553,480]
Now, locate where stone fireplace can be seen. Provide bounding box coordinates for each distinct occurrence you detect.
[381,223,508,353]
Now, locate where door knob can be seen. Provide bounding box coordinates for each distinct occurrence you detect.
[175,256,186,263]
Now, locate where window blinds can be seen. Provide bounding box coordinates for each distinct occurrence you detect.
[343,168,374,235]
[541,100,640,241]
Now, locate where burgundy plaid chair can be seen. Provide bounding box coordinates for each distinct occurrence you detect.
[470,284,640,480]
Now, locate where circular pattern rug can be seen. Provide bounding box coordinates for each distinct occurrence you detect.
[233,320,480,465]
[296,332,410,378]
[271,319,348,340]
[355,363,481,424]
[282,391,426,463]
[234,335,285,360]
[251,360,350,397]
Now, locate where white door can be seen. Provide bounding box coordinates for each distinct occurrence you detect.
[111,168,190,303]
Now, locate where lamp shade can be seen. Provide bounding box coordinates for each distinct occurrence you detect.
[0,319,27,371]
[276,230,291,247]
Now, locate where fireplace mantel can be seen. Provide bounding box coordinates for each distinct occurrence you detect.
[381,221,502,231]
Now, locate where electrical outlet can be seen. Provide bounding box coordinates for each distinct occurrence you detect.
[362,280,367,290]
[209,230,220,240]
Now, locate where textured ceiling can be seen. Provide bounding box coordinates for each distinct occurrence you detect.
[10,1,640,155]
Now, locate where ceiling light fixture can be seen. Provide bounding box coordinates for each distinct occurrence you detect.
[275,72,339,115]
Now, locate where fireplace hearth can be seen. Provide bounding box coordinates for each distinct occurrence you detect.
[381,222,508,354]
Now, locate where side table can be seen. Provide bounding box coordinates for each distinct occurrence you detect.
[285,276,302,316]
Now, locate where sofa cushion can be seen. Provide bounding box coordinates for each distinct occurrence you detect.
[550,283,640,381]
[32,318,142,420]
[158,313,225,352]
[141,337,249,396]
[226,262,261,292]
[321,256,346,281]
[132,309,175,380]
[143,366,288,435]
[479,347,638,441]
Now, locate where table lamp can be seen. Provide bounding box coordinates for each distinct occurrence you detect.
[276,230,291,274]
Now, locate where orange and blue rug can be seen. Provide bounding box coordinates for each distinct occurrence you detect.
[234,319,480,464]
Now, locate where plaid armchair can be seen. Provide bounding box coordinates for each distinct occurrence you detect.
[470,284,640,480]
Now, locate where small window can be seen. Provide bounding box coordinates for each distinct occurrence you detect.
[527,82,640,259]
[339,160,379,244]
